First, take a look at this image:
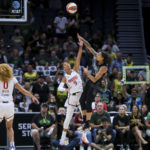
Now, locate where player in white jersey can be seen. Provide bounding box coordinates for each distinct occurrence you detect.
[58,36,83,145]
[0,63,39,150]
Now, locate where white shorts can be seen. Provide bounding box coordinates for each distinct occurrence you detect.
[64,92,82,108]
[0,102,14,122]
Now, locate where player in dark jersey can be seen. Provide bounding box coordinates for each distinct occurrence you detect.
[78,35,110,123]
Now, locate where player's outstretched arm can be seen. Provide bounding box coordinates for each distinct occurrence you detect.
[78,34,97,57]
[74,35,83,72]
[83,66,107,83]
[57,77,67,92]
[15,83,39,104]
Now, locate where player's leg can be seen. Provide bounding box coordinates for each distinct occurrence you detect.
[5,102,15,150]
[60,104,75,144]
[6,119,15,150]
[86,87,96,121]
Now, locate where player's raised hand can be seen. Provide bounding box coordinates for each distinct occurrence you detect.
[78,39,83,47]
[32,96,39,104]
[83,66,88,74]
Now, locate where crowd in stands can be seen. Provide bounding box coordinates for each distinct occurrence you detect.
[0,0,150,149]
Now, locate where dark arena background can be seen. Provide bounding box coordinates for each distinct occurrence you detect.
[0,0,150,150]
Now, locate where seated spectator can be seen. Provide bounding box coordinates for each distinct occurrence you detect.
[124,53,134,66]
[109,51,126,73]
[39,32,49,49]
[48,50,59,66]
[53,10,68,38]
[0,48,7,63]
[63,36,77,51]
[23,82,32,104]
[31,103,56,150]
[145,112,150,138]
[107,45,116,62]
[125,88,142,112]
[129,105,148,149]
[113,105,130,150]
[22,51,33,69]
[99,79,113,111]
[113,92,125,111]
[32,76,50,103]
[35,49,49,68]
[45,76,55,95]
[90,117,114,150]
[57,107,66,115]
[23,64,37,84]
[28,93,40,112]
[11,29,24,55]
[112,72,124,99]
[141,104,148,117]
[92,92,107,112]
[90,102,111,143]
[74,112,83,130]
[19,96,29,112]
[8,49,23,68]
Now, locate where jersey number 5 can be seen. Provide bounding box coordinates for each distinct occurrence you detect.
[3,82,8,89]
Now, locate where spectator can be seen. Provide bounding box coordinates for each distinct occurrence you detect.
[113,105,130,150]
[53,10,68,38]
[45,76,55,95]
[92,92,107,112]
[48,50,59,66]
[57,107,66,115]
[19,96,29,112]
[99,79,113,111]
[107,45,116,62]
[28,29,40,55]
[32,76,50,103]
[11,29,24,55]
[22,51,33,69]
[23,82,32,105]
[145,86,150,111]
[23,64,37,84]
[63,36,78,51]
[35,49,49,68]
[145,112,150,138]
[31,103,56,150]
[28,93,40,112]
[0,49,7,63]
[129,104,148,149]
[124,54,134,66]
[90,117,114,150]
[74,112,83,129]
[113,92,126,111]
[39,32,49,49]
[112,72,124,99]
[67,15,79,38]
[141,104,148,117]
[8,49,23,68]
[124,88,143,112]
[109,51,126,73]
[90,102,111,143]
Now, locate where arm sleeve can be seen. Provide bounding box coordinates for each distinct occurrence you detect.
[57,82,66,92]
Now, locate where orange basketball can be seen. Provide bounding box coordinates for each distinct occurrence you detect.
[66,2,78,14]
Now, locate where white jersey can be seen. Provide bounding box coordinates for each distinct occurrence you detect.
[65,70,83,94]
[0,77,18,102]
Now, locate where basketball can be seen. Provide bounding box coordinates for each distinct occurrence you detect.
[66,2,77,14]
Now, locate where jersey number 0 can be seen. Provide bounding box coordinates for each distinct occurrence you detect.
[3,82,8,89]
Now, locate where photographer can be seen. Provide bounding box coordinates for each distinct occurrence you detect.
[31,103,56,150]
[91,117,114,150]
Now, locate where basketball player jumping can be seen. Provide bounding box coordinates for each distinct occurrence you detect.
[58,35,83,145]
[0,64,39,150]
[78,34,109,123]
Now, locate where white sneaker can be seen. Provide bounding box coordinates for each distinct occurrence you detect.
[81,132,89,144]
[10,145,15,150]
